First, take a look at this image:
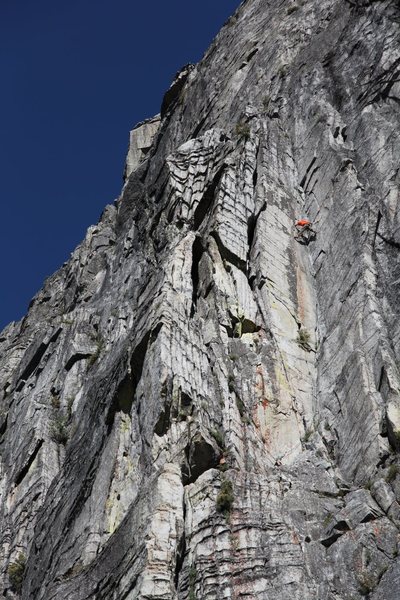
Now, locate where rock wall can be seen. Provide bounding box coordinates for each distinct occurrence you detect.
[1,0,400,598]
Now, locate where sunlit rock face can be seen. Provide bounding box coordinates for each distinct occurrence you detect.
[124,115,161,181]
[2,1,400,598]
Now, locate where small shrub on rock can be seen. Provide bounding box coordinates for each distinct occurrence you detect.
[387,464,399,483]
[303,428,313,442]
[50,414,69,445]
[297,328,312,351]
[216,478,234,515]
[235,121,250,140]
[357,571,376,596]
[8,553,26,593]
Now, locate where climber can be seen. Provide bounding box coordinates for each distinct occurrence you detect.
[294,218,315,241]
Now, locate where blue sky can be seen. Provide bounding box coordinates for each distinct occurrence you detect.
[0,0,241,330]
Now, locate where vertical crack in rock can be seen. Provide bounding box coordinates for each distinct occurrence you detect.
[14,439,44,486]
[193,165,225,231]
[190,237,204,317]
[299,156,317,190]
[209,230,247,274]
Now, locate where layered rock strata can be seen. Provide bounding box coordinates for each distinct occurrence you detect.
[2,0,400,598]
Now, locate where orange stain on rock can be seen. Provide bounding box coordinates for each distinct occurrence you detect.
[373,524,381,538]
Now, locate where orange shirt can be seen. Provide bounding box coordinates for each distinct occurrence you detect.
[296,219,311,227]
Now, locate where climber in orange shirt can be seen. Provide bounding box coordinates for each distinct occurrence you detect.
[294,218,315,240]
[296,219,311,227]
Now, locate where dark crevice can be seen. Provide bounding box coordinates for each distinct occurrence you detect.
[49,327,62,344]
[177,392,194,423]
[154,398,172,436]
[373,211,382,248]
[249,274,257,290]
[106,374,135,434]
[358,57,400,107]
[181,392,192,408]
[334,520,350,532]
[339,159,353,173]
[204,281,214,298]
[0,414,8,437]
[376,453,389,468]
[321,518,351,547]
[227,313,260,338]
[18,343,47,384]
[253,166,258,188]
[181,436,220,485]
[258,279,266,289]
[238,48,259,70]
[65,353,92,372]
[300,156,317,189]
[193,166,225,231]
[140,146,151,158]
[246,48,259,62]
[167,199,180,224]
[154,407,171,436]
[14,439,44,486]
[372,75,400,103]
[210,231,247,274]
[247,202,267,253]
[304,165,320,193]
[361,513,377,524]
[252,140,261,189]
[174,531,186,589]
[376,231,400,250]
[223,323,235,338]
[190,112,209,139]
[320,532,343,548]
[154,378,175,436]
[378,366,385,392]
[190,237,204,317]
[247,202,266,283]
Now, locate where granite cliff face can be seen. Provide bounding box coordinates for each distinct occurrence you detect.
[2,0,400,598]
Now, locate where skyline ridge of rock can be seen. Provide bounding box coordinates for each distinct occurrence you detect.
[2,0,400,597]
